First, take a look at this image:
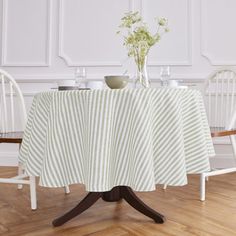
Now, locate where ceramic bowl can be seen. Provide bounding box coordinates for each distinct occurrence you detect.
[104,76,129,89]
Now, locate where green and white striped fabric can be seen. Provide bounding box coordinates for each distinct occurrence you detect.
[19,88,215,192]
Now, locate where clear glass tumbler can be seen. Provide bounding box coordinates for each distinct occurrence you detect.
[75,67,87,87]
[160,66,171,86]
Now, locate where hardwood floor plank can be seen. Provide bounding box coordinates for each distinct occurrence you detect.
[0,168,235,236]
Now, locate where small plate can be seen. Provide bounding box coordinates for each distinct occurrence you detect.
[58,86,90,91]
[176,86,188,89]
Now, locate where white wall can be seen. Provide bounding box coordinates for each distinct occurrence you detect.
[0,0,236,167]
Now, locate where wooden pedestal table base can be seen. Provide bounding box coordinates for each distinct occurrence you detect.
[52,186,165,227]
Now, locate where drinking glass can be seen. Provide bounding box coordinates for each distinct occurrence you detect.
[75,67,87,86]
[160,66,171,86]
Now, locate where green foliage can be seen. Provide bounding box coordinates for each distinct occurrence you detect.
[118,12,169,71]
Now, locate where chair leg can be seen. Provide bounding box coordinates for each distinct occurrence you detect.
[18,143,24,189]
[29,176,37,210]
[163,184,167,190]
[64,185,70,194]
[17,162,24,189]
[200,173,206,201]
[230,136,236,164]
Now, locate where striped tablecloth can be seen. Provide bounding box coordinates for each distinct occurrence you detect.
[19,88,215,192]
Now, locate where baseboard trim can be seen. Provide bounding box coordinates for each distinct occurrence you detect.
[210,155,236,169]
[0,152,18,166]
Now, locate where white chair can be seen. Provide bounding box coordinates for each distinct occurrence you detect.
[0,69,70,210]
[0,69,37,210]
[163,69,236,200]
[200,69,236,201]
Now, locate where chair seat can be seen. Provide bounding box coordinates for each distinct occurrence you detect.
[210,127,236,137]
[0,131,23,143]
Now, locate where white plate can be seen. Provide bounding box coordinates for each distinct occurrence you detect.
[175,85,188,89]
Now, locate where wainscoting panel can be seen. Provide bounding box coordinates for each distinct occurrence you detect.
[59,0,132,66]
[201,0,236,65]
[141,0,192,65]
[1,0,51,66]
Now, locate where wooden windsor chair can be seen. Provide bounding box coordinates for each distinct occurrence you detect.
[200,69,236,201]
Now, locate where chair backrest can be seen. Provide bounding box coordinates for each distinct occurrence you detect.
[205,69,236,130]
[0,69,27,133]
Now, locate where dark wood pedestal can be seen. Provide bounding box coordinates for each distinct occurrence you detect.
[52,186,165,227]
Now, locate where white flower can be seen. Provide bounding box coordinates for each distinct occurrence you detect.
[118,12,169,70]
[158,18,168,26]
[165,28,170,33]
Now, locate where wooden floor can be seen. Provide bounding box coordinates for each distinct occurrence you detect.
[0,167,236,236]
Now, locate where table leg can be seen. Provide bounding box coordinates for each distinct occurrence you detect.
[119,186,165,223]
[52,186,165,227]
[102,186,122,202]
[52,192,102,227]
